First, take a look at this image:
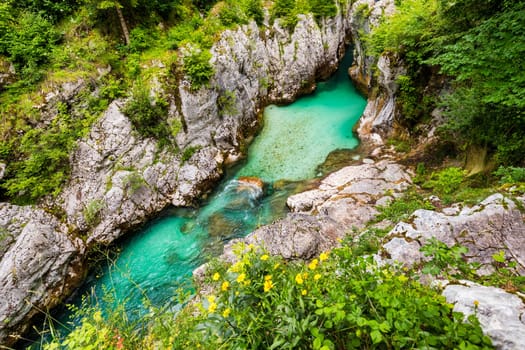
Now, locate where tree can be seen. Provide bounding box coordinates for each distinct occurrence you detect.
[96,0,133,45]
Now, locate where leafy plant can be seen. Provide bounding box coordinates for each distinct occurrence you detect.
[375,189,434,223]
[420,238,477,279]
[43,243,493,349]
[182,48,214,89]
[83,199,105,227]
[122,86,173,146]
[181,145,202,163]
[423,167,465,196]
[494,166,525,185]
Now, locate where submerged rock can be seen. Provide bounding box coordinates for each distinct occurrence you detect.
[237,176,264,192]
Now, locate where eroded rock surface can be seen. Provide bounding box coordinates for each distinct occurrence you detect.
[222,213,344,263]
[443,281,525,350]
[382,194,525,274]
[348,0,402,143]
[287,159,413,229]
[0,203,84,346]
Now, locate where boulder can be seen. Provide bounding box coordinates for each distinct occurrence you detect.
[443,281,525,350]
[287,159,412,229]
[222,213,344,263]
[381,194,525,274]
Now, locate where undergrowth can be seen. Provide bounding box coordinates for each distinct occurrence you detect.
[42,243,493,349]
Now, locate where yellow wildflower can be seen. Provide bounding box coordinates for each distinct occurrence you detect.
[319,252,329,262]
[208,302,217,313]
[248,243,255,251]
[308,259,318,270]
[398,274,408,283]
[212,272,220,281]
[273,263,280,270]
[93,311,102,323]
[301,289,308,296]
[474,300,479,307]
[314,273,321,281]
[236,273,246,283]
[235,291,240,296]
[265,275,272,281]
[207,295,216,303]
[264,279,274,292]
[222,308,231,317]
[229,261,243,273]
[302,272,309,279]
[295,273,304,285]
[261,254,269,261]
[221,281,230,291]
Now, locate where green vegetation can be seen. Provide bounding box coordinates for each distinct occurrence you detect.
[368,0,525,166]
[375,189,434,223]
[181,145,202,163]
[421,239,525,292]
[270,0,339,29]
[423,167,466,196]
[0,0,296,203]
[44,243,493,349]
[83,199,105,227]
[122,86,173,146]
[182,48,214,90]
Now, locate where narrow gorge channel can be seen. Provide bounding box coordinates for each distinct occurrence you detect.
[61,50,366,324]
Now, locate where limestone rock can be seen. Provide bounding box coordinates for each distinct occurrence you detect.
[0,203,84,347]
[348,0,404,143]
[222,213,344,263]
[287,159,412,229]
[0,162,5,180]
[382,194,525,274]
[443,281,525,349]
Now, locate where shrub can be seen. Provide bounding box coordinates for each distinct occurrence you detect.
[309,0,337,22]
[122,86,173,146]
[244,0,264,25]
[83,199,105,227]
[181,145,202,163]
[375,189,434,223]
[0,101,93,203]
[494,166,525,185]
[2,11,61,85]
[423,167,465,196]
[182,48,214,89]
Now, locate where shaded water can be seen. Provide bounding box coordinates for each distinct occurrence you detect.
[64,49,366,321]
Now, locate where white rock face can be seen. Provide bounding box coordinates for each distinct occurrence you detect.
[443,281,525,350]
[382,194,525,274]
[0,203,84,345]
[287,159,413,228]
[348,0,404,143]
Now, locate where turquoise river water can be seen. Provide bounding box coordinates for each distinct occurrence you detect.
[61,50,366,324]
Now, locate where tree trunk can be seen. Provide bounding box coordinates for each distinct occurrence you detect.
[115,5,130,46]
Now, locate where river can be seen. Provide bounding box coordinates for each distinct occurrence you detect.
[55,48,366,330]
